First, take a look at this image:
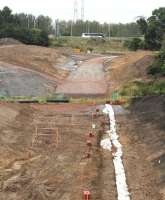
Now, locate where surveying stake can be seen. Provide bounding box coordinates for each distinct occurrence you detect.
[83,191,90,200]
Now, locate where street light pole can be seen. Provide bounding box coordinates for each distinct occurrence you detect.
[108,23,111,40]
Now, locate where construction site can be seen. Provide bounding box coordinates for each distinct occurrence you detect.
[0,42,164,200]
[0,1,165,200]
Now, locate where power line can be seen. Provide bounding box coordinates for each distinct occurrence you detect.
[74,0,78,22]
[81,0,85,21]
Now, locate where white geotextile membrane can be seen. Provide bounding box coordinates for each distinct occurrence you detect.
[100,138,112,151]
[101,104,130,200]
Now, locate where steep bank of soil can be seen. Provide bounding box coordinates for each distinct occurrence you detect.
[0,45,68,80]
[0,62,57,96]
[117,95,165,200]
[0,45,72,96]
[130,95,165,199]
[105,51,155,94]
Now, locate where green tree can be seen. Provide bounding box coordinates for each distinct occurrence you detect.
[124,38,144,51]
[0,6,50,46]
[0,6,13,28]
[137,18,148,34]
[137,7,165,50]
[36,15,52,33]
[148,38,165,75]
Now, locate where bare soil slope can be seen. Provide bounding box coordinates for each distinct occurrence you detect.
[0,45,68,80]
[0,45,70,96]
[105,51,154,94]
[115,95,165,200]
[129,95,165,199]
[0,62,58,96]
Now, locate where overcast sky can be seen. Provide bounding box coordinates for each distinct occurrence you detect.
[0,0,164,23]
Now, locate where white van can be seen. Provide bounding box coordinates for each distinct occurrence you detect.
[82,33,104,38]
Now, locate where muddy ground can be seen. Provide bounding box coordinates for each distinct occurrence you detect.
[0,103,117,200]
[56,56,109,96]
[128,95,165,199]
[0,45,69,97]
[104,51,154,94]
[0,62,57,96]
[0,46,155,97]
[0,45,68,80]
[0,45,110,97]
[0,100,164,200]
[0,45,164,200]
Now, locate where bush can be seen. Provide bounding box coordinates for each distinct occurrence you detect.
[52,37,69,47]
[148,38,165,76]
[148,59,165,75]
[124,38,144,51]
[120,80,165,97]
[0,27,49,46]
[87,38,105,46]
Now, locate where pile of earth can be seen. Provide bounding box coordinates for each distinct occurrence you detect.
[0,38,22,45]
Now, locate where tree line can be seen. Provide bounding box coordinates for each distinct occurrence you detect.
[126,7,165,51]
[0,6,142,46]
[125,7,165,76]
[0,6,53,46]
[56,20,141,37]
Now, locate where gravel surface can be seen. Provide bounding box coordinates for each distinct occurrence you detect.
[56,56,110,96]
[0,63,57,96]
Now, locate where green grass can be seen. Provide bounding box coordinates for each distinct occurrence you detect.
[119,80,165,98]
[0,94,70,103]
[50,36,128,53]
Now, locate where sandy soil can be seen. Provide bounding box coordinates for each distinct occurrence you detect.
[128,95,165,199]
[0,62,57,96]
[0,45,68,80]
[0,98,164,200]
[0,45,70,96]
[104,51,155,94]
[117,114,163,200]
[0,45,109,97]
[0,103,117,200]
[0,38,22,46]
[0,46,164,200]
[56,57,109,96]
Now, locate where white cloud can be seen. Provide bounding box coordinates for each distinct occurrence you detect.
[0,0,164,23]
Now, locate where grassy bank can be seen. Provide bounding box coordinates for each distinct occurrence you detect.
[0,94,70,103]
[118,80,165,99]
[50,36,129,53]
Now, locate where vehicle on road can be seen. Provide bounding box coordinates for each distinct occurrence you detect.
[82,33,104,38]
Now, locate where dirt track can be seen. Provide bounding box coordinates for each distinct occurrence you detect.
[56,57,109,96]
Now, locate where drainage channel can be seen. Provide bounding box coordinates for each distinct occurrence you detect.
[101,104,130,200]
